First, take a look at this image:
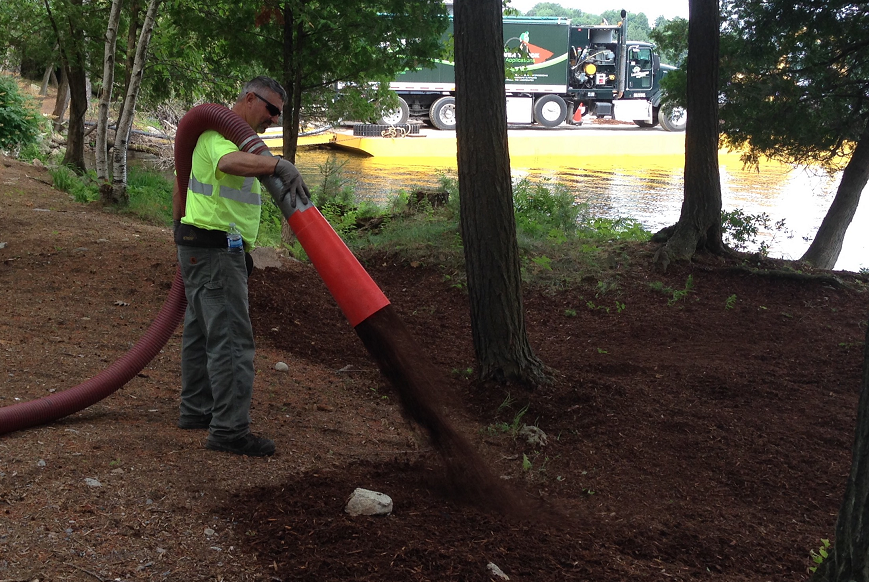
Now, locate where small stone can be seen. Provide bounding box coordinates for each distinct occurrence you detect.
[345,488,393,516]
[84,478,101,488]
[487,562,510,580]
[204,528,215,536]
[37,459,46,467]
[274,362,289,372]
[518,425,548,447]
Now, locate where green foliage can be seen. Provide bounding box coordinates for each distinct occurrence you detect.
[808,538,830,573]
[650,275,694,306]
[719,0,868,170]
[520,4,653,42]
[49,165,98,203]
[725,294,737,310]
[485,402,530,438]
[125,167,173,225]
[522,453,533,472]
[513,178,582,239]
[649,17,688,68]
[721,208,790,255]
[0,75,45,153]
[153,0,448,130]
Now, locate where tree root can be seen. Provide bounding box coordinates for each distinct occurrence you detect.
[696,264,862,289]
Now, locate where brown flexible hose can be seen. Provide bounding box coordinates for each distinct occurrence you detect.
[0,104,264,435]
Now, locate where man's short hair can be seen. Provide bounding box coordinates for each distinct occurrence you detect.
[240,76,286,103]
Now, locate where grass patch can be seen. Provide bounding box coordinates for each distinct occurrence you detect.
[40,157,652,289]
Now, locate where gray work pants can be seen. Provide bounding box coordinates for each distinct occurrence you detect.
[177,245,255,442]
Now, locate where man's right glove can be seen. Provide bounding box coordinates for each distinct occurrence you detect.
[273,158,310,208]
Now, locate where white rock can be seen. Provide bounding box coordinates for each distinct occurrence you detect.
[518,424,548,447]
[344,488,393,516]
[84,478,102,488]
[274,362,289,372]
[487,562,510,580]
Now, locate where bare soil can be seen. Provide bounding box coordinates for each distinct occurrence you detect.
[0,153,867,582]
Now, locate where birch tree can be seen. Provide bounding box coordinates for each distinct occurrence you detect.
[109,0,158,205]
[96,0,123,184]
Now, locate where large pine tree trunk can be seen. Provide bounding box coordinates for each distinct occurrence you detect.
[454,0,548,386]
[809,332,868,582]
[653,0,725,271]
[111,0,160,205]
[800,129,868,270]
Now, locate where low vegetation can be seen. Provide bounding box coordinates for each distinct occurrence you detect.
[20,139,789,291]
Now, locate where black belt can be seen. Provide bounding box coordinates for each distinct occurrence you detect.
[175,223,230,248]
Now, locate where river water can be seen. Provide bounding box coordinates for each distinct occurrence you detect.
[289,147,867,272]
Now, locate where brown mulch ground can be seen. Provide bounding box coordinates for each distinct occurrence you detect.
[1,153,867,581]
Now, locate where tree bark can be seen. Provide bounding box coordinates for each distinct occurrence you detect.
[281,7,302,164]
[454,0,548,386]
[653,0,724,272]
[800,128,868,270]
[280,5,303,246]
[111,0,160,204]
[61,61,88,173]
[809,331,868,582]
[51,69,70,131]
[97,0,124,185]
[115,0,140,128]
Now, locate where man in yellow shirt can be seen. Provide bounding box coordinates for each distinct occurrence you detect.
[172,76,307,457]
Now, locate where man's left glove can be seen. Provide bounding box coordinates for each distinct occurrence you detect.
[273,158,310,208]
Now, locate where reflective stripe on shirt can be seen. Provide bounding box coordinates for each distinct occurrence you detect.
[189,175,261,206]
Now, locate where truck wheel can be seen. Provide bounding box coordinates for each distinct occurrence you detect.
[533,95,568,127]
[633,120,657,128]
[429,97,456,130]
[378,97,410,125]
[658,105,687,132]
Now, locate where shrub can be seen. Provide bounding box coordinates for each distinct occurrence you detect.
[0,75,45,153]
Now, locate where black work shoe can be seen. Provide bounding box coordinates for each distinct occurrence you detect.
[205,434,275,457]
[177,415,212,430]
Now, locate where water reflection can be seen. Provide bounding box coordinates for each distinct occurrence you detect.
[292,148,866,272]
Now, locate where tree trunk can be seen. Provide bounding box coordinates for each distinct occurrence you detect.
[61,62,88,173]
[281,9,302,164]
[39,48,57,97]
[454,0,548,386]
[800,128,868,270]
[43,0,87,172]
[280,7,304,247]
[809,331,869,582]
[111,0,160,205]
[96,0,124,186]
[118,0,140,125]
[51,69,70,131]
[652,0,724,272]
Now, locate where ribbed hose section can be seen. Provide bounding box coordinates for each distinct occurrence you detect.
[0,103,260,436]
[0,270,187,435]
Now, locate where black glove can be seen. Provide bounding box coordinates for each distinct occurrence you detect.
[273,158,310,208]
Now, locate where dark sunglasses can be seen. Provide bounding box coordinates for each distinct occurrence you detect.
[252,92,281,116]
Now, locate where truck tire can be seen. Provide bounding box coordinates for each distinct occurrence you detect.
[533,95,568,127]
[633,119,658,128]
[429,97,456,130]
[658,105,687,132]
[378,97,410,125]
